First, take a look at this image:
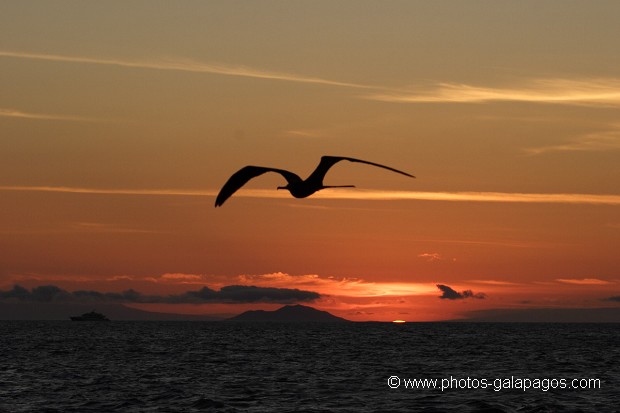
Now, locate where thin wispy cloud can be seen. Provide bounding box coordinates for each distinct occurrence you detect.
[283,130,326,138]
[1,221,161,235]
[0,50,377,90]
[5,51,620,108]
[556,278,611,285]
[314,190,620,205]
[310,190,620,206]
[6,50,620,109]
[468,280,519,286]
[0,108,99,122]
[525,125,620,155]
[417,252,443,262]
[367,78,620,107]
[0,185,219,197]
[2,185,620,205]
[70,222,161,234]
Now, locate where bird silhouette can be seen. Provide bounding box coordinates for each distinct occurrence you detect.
[215,155,414,207]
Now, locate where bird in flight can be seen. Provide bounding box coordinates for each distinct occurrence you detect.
[215,155,414,207]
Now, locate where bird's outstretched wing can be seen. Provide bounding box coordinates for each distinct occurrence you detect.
[215,166,301,207]
[307,156,414,185]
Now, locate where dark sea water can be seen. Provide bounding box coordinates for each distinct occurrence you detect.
[0,322,618,412]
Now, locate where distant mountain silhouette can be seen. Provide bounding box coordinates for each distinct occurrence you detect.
[0,302,229,321]
[227,304,349,322]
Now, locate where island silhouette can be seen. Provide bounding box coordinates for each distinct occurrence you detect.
[227,304,349,323]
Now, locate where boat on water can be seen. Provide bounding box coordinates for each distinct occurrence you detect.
[70,311,110,321]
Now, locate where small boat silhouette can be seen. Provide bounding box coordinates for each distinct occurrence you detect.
[70,310,110,321]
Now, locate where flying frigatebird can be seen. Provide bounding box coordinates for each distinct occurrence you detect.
[215,155,414,207]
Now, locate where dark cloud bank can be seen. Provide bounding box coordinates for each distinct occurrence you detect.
[436,284,486,300]
[0,284,320,304]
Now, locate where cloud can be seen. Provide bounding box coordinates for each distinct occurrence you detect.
[1,221,163,236]
[1,285,72,302]
[556,278,611,285]
[366,78,620,107]
[0,284,320,304]
[312,190,620,205]
[70,222,162,234]
[0,185,219,197]
[418,252,443,262]
[173,285,320,303]
[0,108,99,122]
[0,50,376,90]
[0,272,444,301]
[524,125,620,155]
[236,272,437,297]
[3,185,620,206]
[605,296,620,302]
[436,284,486,300]
[5,50,620,107]
[283,130,326,138]
[468,280,519,286]
[159,273,203,281]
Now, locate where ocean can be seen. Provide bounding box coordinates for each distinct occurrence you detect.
[0,321,618,412]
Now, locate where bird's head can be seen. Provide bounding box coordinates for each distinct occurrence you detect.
[277,184,290,191]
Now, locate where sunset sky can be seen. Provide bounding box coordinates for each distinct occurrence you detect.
[1,1,619,321]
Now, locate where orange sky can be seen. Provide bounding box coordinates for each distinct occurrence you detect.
[1,1,619,321]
